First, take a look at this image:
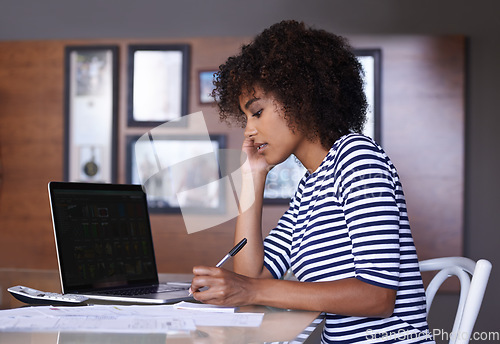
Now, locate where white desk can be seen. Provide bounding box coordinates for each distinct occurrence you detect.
[0,269,322,343]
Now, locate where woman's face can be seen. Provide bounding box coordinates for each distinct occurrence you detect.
[239,87,306,167]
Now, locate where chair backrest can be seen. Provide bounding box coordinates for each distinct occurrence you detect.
[419,257,492,344]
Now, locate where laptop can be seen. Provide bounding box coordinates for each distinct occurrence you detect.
[48,181,192,304]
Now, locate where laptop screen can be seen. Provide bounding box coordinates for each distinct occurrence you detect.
[49,182,159,293]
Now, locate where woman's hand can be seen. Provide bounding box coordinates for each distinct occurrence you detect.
[240,136,272,178]
[189,266,256,306]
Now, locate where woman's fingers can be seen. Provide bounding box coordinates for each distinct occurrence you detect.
[190,267,250,305]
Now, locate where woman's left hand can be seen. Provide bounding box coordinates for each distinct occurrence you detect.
[189,266,256,306]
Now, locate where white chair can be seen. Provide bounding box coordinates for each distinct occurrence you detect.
[419,257,492,344]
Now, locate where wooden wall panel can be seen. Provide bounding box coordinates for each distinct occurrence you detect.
[0,41,64,270]
[0,36,465,279]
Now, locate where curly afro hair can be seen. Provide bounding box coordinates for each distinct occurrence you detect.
[212,20,368,149]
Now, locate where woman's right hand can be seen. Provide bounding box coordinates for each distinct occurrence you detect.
[240,136,272,178]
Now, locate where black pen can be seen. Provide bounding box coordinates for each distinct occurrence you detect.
[189,238,247,296]
[216,238,247,268]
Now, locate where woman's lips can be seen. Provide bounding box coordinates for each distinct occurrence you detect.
[256,143,268,152]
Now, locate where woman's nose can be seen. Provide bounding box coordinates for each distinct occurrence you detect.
[244,126,257,138]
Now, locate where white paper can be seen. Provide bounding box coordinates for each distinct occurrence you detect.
[173,301,237,313]
[0,304,264,333]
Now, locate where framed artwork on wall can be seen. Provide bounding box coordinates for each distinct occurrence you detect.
[63,45,119,183]
[198,70,218,104]
[127,44,190,127]
[263,155,307,204]
[355,48,382,143]
[263,48,382,204]
[126,134,226,214]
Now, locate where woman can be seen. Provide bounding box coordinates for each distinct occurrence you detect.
[189,20,434,343]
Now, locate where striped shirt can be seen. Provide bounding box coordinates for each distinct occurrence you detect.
[263,134,434,343]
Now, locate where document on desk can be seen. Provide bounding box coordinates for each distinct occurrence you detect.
[0,304,264,333]
[173,301,237,312]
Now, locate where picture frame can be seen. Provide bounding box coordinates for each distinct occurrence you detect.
[263,48,382,204]
[127,44,190,127]
[126,134,226,214]
[263,155,307,205]
[63,45,119,183]
[198,70,218,104]
[355,48,382,143]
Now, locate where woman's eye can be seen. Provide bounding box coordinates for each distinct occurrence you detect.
[253,110,262,118]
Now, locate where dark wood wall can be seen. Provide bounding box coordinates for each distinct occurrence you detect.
[0,35,465,275]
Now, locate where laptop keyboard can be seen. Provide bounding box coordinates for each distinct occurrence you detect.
[100,284,187,296]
